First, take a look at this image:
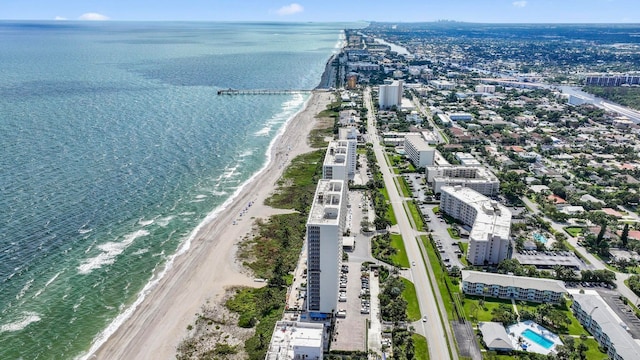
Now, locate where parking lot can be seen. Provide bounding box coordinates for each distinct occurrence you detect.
[597,289,640,339]
[331,261,371,352]
[421,203,466,269]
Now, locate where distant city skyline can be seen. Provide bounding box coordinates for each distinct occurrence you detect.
[1,0,639,23]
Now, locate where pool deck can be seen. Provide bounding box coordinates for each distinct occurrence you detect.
[506,320,563,355]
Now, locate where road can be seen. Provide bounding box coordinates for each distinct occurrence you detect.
[364,87,454,360]
[521,197,640,305]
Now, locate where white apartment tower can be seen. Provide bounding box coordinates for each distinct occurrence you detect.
[378,80,403,109]
[404,133,435,167]
[440,186,512,265]
[323,139,356,181]
[338,128,358,178]
[306,179,347,314]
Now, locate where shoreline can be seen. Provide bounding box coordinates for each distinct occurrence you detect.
[85,90,334,360]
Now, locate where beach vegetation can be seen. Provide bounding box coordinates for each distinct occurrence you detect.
[265,149,325,213]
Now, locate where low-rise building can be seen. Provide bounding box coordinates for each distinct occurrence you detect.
[571,292,640,360]
[266,321,325,360]
[478,322,514,352]
[462,270,566,303]
[440,186,511,265]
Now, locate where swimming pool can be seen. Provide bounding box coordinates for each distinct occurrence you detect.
[522,328,554,349]
[533,233,547,244]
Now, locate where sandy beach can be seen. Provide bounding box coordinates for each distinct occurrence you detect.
[90,90,333,359]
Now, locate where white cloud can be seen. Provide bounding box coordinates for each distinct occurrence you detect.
[512,1,527,7]
[78,12,110,21]
[54,16,67,21]
[276,3,304,16]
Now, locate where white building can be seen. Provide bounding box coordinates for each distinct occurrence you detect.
[572,291,640,360]
[462,271,566,303]
[306,179,347,314]
[378,80,403,109]
[431,79,456,90]
[426,165,500,196]
[475,84,496,94]
[565,93,593,106]
[323,140,356,181]
[266,321,325,360]
[440,186,511,265]
[404,134,435,167]
[449,112,473,121]
[455,152,481,166]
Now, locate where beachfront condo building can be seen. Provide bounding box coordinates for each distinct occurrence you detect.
[440,186,512,265]
[338,128,358,177]
[426,164,500,196]
[378,79,403,109]
[323,139,356,182]
[306,179,347,314]
[404,133,435,168]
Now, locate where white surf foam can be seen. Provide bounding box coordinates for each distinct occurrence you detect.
[33,271,62,298]
[138,218,154,226]
[0,312,41,333]
[78,228,93,234]
[16,279,34,300]
[155,216,174,227]
[77,230,150,275]
[132,248,149,256]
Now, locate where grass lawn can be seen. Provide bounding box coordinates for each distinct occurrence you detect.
[412,334,430,360]
[407,201,425,231]
[421,236,456,319]
[582,338,609,360]
[390,234,411,268]
[399,176,412,197]
[463,295,514,323]
[447,227,461,239]
[564,226,584,237]
[401,278,422,321]
[380,187,398,225]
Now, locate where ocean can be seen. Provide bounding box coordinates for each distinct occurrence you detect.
[0,21,354,359]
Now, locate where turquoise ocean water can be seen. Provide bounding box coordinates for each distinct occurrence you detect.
[0,21,352,359]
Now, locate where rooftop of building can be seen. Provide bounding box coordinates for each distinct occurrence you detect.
[308,180,345,225]
[324,141,349,167]
[404,133,435,152]
[462,270,567,294]
[266,321,324,360]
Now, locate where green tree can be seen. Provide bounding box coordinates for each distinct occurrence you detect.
[621,223,630,248]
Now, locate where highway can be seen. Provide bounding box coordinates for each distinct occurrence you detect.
[364,87,455,360]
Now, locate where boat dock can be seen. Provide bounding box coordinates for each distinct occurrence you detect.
[217,89,314,95]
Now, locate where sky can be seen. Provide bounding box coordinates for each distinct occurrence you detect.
[1,0,639,23]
